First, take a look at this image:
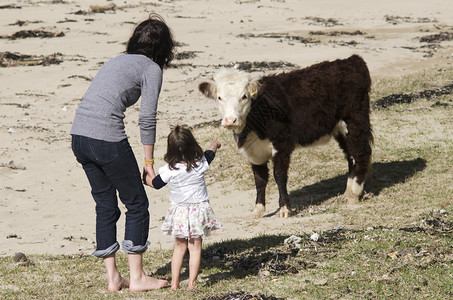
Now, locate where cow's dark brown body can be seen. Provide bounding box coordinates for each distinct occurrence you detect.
[237,55,372,216]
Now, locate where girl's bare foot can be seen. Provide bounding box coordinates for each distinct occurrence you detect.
[188,280,196,290]
[108,275,130,292]
[129,275,168,291]
[170,280,179,290]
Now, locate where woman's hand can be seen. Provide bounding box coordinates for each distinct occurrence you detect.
[142,144,155,187]
[142,165,156,188]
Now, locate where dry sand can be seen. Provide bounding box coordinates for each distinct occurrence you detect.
[1,0,452,256]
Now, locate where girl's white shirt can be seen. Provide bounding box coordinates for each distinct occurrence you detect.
[158,156,210,205]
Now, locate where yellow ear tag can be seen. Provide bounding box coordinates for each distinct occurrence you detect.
[251,89,258,96]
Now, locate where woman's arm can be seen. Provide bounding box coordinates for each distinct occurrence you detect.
[138,64,162,146]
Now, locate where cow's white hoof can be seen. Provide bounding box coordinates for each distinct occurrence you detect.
[279,206,290,218]
[342,194,359,204]
[342,189,360,204]
[249,203,265,218]
[343,177,363,204]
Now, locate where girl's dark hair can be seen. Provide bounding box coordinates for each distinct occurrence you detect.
[126,13,175,69]
[164,125,204,171]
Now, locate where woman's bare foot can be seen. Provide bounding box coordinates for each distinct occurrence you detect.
[108,275,129,292]
[170,280,179,290]
[129,275,168,291]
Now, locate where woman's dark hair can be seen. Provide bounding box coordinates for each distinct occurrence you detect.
[164,125,204,171]
[126,13,175,69]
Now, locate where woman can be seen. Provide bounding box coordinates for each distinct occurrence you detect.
[70,13,174,291]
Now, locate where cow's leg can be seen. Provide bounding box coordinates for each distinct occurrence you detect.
[250,163,268,218]
[272,152,292,218]
[336,119,372,204]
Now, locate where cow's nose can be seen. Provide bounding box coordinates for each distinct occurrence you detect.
[224,117,237,127]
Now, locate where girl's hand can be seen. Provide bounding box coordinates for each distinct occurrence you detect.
[209,138,221,152]
[142,165,156,188]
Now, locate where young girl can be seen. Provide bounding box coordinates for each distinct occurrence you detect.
[144,125,222,290]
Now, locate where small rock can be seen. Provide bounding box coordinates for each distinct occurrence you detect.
[419,277,428,286]
[379,274,393,283]
[314,278,328,286]
[310,233,320,242]
[284,235,302,248]
[14,252,28,262]
[13,252,33,266]
[388,251,399,260]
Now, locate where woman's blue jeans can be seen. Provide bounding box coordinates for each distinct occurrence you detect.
[71,135,149,257]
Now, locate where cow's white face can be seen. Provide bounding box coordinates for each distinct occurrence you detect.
[199,69,259,133]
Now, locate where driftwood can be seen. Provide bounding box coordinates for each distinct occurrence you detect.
[0,29,64,40]
[0,52,63,67]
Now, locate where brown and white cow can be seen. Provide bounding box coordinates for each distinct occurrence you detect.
[199,55,373,218]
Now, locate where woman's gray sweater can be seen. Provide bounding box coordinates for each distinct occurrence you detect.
[70,54,162,145]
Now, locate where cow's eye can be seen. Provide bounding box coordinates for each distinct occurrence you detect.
[217,96,222,101]
[241,95,247,100]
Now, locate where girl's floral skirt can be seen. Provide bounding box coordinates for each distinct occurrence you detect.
[161,201,222,239]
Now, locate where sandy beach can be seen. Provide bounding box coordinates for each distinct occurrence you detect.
[1,0,452,257]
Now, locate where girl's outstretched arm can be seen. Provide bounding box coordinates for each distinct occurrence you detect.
[209,137,221,153]
[205,138,221,165]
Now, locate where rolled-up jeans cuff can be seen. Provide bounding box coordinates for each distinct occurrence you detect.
[92,241,119,258]
[122,240,149,254]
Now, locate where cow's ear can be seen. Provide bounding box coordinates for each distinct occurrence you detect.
[199,82,217,99]
[247,78,260,98]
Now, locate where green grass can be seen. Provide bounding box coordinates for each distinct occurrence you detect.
[1,67,453,299]
[1,210,451,299]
